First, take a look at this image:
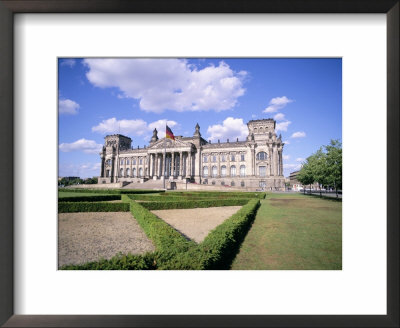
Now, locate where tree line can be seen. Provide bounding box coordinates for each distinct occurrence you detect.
[296,139,342,198]
[58,177,98,187]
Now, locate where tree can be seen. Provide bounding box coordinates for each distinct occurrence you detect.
[296,159,315,194]
[310,148,329,197]
[325,139,342,198]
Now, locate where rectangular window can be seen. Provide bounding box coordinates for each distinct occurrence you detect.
[212,156,217,162]
[203,156,208,163]
[259,166,266,177]
[139,159,143,165]
[231,155,235,161]
[221,155,226,162]
[241,154,245,161]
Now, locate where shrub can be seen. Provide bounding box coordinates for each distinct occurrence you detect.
[58,195,121,202]
[60,189,164,195]
[122,195,195,260]
[58,202,130,213]
[60,252,157,270]
[160,199,260,270]
[140,198,249,210]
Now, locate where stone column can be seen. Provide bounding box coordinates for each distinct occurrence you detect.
[279,150,283,176]
[129,157,133,177]
[217,153,221,177]
[274,147,279,176]
[162,152,166,177]
[123,158,126,177]
[188,152,191,177]
[227,153,231,177]
[136,157,139,178]
[100,155,105,177]
[268,147,273,176]
[179,151,183,178]
[251,147,255,176]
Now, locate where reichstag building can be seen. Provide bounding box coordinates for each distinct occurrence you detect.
[98,118,285,191]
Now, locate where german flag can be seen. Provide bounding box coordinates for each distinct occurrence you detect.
[166,125,175,140]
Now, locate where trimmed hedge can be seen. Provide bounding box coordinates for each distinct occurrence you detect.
[60,194,261,270]
[160,199,260,269]
[58,202,130,213]
[168,191,266,199]
[122,195,195,259]
[58,195,121,202]
[140,198,249,210]
[60,252,157,270]
[59,188,164,195]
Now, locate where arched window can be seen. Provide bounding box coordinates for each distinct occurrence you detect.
[221,165,226,177]
[256,151,268,160]
[212,166,217,177]
[259,127,263,133]
[133,168,136,177]
[139,168,143,177]
[254,128,258,134]
[240,165,246,177]
[230,165,236,176]
[120,168,124,177]
[126,168,130,177]
[203,166,208,177]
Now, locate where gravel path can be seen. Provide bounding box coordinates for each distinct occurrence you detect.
[58,212,155,267]
[151,206,242,243]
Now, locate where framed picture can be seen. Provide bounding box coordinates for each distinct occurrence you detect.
[1,0,398,327]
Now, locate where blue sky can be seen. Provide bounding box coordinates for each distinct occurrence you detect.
[58,58,342,178]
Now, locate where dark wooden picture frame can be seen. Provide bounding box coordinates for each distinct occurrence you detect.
[0,1,398,327]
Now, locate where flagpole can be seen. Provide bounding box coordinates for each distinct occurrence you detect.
[163,125,166,190]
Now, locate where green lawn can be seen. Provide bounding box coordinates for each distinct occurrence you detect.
[231,193,342,270]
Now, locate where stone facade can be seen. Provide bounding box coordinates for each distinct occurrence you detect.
[98,118,285,191]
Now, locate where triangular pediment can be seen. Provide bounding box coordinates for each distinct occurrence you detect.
[148,138,193,150]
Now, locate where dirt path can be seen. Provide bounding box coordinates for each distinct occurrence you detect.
[151,206,241,243]
[58,212,155,268]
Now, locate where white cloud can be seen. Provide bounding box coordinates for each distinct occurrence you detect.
[263,96,293,113]
[60,59,76,67]
[296,157,305,162]
[273,113,285,121]
[207,117,248,142]
[148,119,179,138]
[59,138,102,154]
[83,59,246,113]
[283,154,290,160]
[284,163,302,171]
[283,140,290,145]
[59,162,101,179]
[291,131,306,138]
[251,114,257,119]
[59,99,80,115]
[275,120,291,132]
[91,117,179,139]
[91,118,148,135]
